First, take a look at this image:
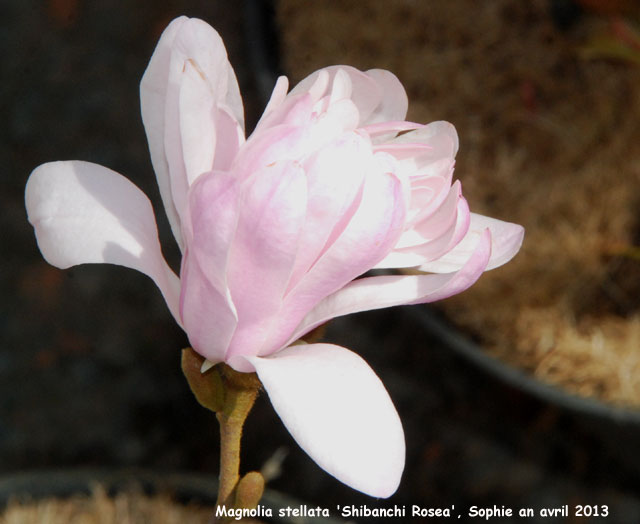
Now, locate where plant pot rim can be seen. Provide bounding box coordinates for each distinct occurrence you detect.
[410,307,640,425]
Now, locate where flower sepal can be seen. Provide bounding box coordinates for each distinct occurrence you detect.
[181,347,226,412]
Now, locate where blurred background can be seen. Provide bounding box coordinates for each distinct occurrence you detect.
[2,0,640,522]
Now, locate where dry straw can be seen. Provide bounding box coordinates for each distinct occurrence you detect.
[277,0,640,407]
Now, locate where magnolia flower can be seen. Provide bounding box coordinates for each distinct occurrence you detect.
[25,17,523,498]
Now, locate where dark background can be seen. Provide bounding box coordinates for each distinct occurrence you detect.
[2,1,640,522]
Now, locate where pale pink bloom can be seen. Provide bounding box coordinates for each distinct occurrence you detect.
[25,17,523,498]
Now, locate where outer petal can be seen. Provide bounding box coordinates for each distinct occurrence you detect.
[224,161,308,363]
[25,161,181,323]
[140,17,244,248]
[178,60,243,184]
[180,171,240,362]
[289,229,492,343]
[247,344,404,498]
[162,18,244,226]
[418,213,524,273]
[139,16,188,249]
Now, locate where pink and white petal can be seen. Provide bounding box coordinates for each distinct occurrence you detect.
[390,121,459,174]
[285,132,369,292]
[169,18,244,129]
[377,196,470,269]
[418,213,524,273]
[362,68,408,125]
[373,142,433,159]
[224,161,308,360]
[392,120,459,155]
[403,167,452,227]
[180,171,240,360]
[360,120,423,138]
[268,168,407,354]
[291,66,381,125]
[395,181,463,249]
[180,249,237,363]
[211,106,245,172]
[178,61,244,181]
[289,229,492,342]
[329,68,353,104]
[184,171,238,294]
[179,59,216,185]
[25,161,181,323]
[233,120,309,182]
[307,98,361,147]
[247,343,404,498]
[254,75,290,131]
[140,16,188,249]
[254,90,316,136]
[142,17,245,243]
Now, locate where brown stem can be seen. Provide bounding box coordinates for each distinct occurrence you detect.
[215,365,261,512]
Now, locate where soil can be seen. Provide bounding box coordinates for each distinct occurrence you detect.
[276,0,640,407]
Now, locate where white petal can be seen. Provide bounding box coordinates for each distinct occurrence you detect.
[140,17,245,250]
[140,16,188,250]
[363,68,408,124]
[290,66,381,125]
[256,75,289,128]
[418,213,524,273]
[179,59,217,185]
[25,161,181,323]
[247,344,404,498]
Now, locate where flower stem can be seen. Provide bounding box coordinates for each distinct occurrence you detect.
[215,365,262,511]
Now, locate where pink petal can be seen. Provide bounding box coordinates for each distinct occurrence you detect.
[391,121,459,174]
[254,75,290,130]
[377,196,470,269]
[418,213,524,273]
[179,251,237,364]
[233,121,309,182]
[362,68,409,124]
[291,229,492,342]
[285,132,369,292]
[253,91,314,136]
[25,161,181,323]
[210,106,245,172]
[290,66,381,125]
[267,167,407,354]
[360,120,423,137]
[246,343,404,498]
[180,171,240,361]
[397,181,463,249]
[224,161,308,360]
[392,120,459,155]
[373,142,433,158]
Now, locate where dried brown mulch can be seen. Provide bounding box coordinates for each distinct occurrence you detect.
[277,0,640,407]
